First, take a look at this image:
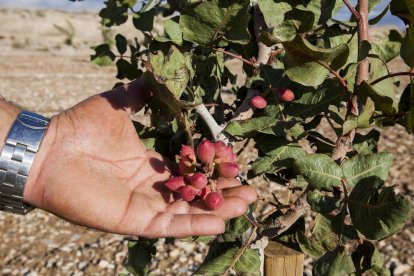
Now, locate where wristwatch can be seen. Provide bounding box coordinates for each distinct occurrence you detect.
[0,111,50,215]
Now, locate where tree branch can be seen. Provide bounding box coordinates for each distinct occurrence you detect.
[317,61,351,95]
[213,48,256,68]
[355,0,369,89]
[261,187,311,239]
[253,7,272,65]
[194,104,229,142]
[227,6,272,124]
[332,0,369,162]
[343,0,362,21]
[370,71,414,86]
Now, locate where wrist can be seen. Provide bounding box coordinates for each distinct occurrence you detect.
[0,101,21,150]
[22,114,58,207]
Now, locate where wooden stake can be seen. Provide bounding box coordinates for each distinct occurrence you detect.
[264,241,304,276]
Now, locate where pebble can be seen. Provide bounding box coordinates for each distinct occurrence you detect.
[170,249,180,259]
[78,261,88,270]
[98,260,109,269]
[394,264,411,275]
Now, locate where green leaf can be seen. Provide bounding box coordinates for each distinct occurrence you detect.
[148,46,190,99]
[155,18,183,45]
[401,28,414,68]
[313,247,356,276]
[282,35,349,86]
[391,0,414,67]
[194,247,260,276]
[352,129,380,155]
[369,4,390,25]
[133,9,156,32]
[180,0,250,46]
[258,0,293,42]
[342,153,393,187]
[234,249,261,275]
[116,58,141,80]
[141,46,191,124]
[352,241,388,275]
[342,97,375,134]
[127,239,156,276]
[294,154,343,190]
[307,190,340,214]
[297,231,325,258]
[371,30,402,63]
[225,116,284,137]
[359,81,396,114]
[398,83,414,133]
[348,177,412,240]
[304,0,342,26]
[218,215,252,242]
[259,4,315,43]
[285,80,346,119]
[298,213,349,259]
[140,0,161,12]
[90,44,116,66]
[99,0,132,27]
[252,141,306,175]
[115,34,127,55]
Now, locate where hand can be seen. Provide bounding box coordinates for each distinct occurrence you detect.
[23,80,257,238]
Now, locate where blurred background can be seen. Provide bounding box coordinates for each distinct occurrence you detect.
[0,1,412,275]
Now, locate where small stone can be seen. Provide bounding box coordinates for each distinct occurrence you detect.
[78,261,88,270]
[158,260,169,270]
[178,241,195,253]
[170,249,180,259]
[394,264,411,275]
[98,260,109,269]
[194,254,203,263]
[115,252,126,263]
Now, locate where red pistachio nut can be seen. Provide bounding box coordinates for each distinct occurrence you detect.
[205,191,224,210]
[218,162,240,178]
[180,185,199,202]
[214,142,236,163]
[278,88,295,102]
[197,186,211,200]
[164,176,186,192]
[250,95,267,109]
[191,172,208,189]
[197,139,215,165]
[180,145,196,163]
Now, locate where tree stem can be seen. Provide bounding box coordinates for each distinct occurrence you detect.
[194,104,228,142]
[343,0,362,21]
[355,0,369,89]
[370,72,414,86]
[317,61,351,95]
[213,48,255,68]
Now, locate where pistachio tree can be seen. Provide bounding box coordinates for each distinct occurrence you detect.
[91,0,413,275]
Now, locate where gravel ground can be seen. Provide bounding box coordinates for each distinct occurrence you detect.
[0,8,413,276]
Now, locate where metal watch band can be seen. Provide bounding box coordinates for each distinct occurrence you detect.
[0,111,50,215]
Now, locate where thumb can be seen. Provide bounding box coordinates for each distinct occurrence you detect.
[100,78,153,115]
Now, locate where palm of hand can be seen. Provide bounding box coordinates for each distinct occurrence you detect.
[25,82,256,238]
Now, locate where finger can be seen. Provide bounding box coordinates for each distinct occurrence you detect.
[221,185,257,204]
[167,196,248,220]
[216,177,241,189]
[145,213,225,238]
[101,79,153,115]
